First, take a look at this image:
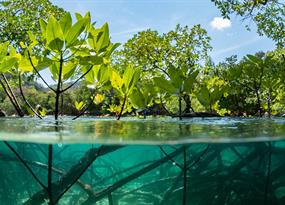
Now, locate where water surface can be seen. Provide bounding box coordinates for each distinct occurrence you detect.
[1,117,285,204]
[0,116,284,144]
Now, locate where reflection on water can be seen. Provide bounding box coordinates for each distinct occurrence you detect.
[0,117,284,144]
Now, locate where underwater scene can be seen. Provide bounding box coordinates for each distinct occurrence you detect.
[0,117,285,205]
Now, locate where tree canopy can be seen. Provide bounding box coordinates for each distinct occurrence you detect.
[0,0,65,47]
[212,0,285,47]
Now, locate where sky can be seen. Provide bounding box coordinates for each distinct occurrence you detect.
[49,0,275,63]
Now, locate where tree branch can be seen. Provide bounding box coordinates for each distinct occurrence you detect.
[81,146,184,204]
[60,64,93,93]
[4,141,47,191]
[0,76,23,117]
[62,31,89,62]
[1,73,24,116]
[24,146,123,205]
[27,51,56,93]
[18,74,42,119]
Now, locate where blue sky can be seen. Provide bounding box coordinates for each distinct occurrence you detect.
[50,0,275,63]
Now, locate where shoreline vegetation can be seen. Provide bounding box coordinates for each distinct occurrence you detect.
[1,1,285,120]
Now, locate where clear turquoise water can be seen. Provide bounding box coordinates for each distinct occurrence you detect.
[0,117,284,204]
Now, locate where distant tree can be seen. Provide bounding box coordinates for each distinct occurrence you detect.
[0,0,65,47]
[212,0,285,47]
[114,25,212,118]
[0,0,65,116]
[214,50,285,116]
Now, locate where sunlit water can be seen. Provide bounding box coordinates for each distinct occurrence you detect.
[1,117,285,204]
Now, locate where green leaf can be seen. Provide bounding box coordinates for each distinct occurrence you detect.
[129,88,145,109]
[75,13,83,20]
[39,108,47,117]
[62,62,76,80]
[0,56,18,72]
[127,67,141,93]
[83,66,94,83]
[39,19,47,39]
[95,23,110,52]
[27,31,38,47]
[46,16,64,50]
[103,43,121,58]
[84,12,91,19]
[111,70,123,91]
[70,46,90,57]
[196,85,210,107]
[66,18,87,48]
[77,55,103,65]
[84,12,91,29]
[88,26,100,49]
[49,62,59,80]
[18,57,34,72]
[0,42,9,59]
[211,87,223,101]
[123,64,134,90]
[35,57,53,71]
[168,65,182,88]
[93,94,105,105]
[153,77,176,94]
[48,38,64,51]
[8,44,17,57]
[75,101,85,111]
[184,70,199,92]
[97,65,110,84]
[59,12,72,37]
[246,54,262,65]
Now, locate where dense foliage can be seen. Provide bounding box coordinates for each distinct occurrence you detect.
[0,0,66,117]
[0,0,65,47]
[0,0,284,119]
[212,0,285,47]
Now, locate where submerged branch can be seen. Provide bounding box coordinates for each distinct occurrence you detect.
[159,146,183,170]
[0,152,94,196]
[24,146,123,205]
[264,142,272,205]
[4,141,47,191]
[81,146,184,204]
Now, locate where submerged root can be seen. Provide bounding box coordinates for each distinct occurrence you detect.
[24,146,123,205]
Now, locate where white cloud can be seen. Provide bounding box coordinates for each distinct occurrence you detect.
[210,17,231,30]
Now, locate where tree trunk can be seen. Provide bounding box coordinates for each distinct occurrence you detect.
[24,146,122,205]
[183,93,194,113]
[2,74,23,115]
[267,88,272,118]
[55,54,63,120]
[179,94,182,120]
[0,108,5,117]
[0,75,24,117]
[117,95,127,120]
[255,89,262,117]
[19,74,42,119]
